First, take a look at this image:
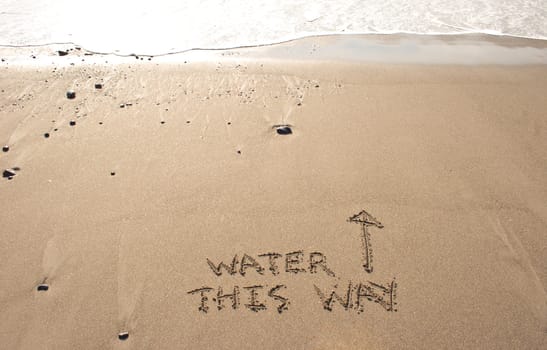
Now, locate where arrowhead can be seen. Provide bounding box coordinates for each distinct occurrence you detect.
[348,210,384,228]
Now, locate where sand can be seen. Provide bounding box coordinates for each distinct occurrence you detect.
[0,36,546,349]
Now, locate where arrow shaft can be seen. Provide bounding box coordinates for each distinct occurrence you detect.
[361,223,373,273]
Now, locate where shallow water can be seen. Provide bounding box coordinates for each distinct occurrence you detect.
[1,0,546,55]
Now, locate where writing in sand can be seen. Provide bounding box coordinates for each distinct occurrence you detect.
[187,250,397,314]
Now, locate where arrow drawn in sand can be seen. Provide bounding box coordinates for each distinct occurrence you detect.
[348,210,384,273]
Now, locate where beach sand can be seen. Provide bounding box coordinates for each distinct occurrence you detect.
[0,36,546,349]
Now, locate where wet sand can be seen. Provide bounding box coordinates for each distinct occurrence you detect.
[0,35,546,349]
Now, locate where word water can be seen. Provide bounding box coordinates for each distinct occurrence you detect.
[206,250,336,277]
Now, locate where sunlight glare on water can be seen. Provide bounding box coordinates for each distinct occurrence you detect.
[0,0,546,55]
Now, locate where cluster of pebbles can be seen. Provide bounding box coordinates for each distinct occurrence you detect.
[3,81,295,182]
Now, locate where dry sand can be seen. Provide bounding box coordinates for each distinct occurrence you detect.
[0,36,546,349]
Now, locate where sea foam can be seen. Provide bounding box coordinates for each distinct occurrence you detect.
[1,0,546,55]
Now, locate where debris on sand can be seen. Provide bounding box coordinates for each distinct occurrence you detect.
[2,145,9,152]
[69,120,76,126]
[273,125,293,135]
[66,90,76,99]
[95,83,103,89]
[3,168,17,179]
[58,50,69,56]
[37,283,49,291]
[118,332,129,341]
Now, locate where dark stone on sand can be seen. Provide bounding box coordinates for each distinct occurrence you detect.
[118,332,129,341]
[2,145,9,152]
[120,103,125,108]
[276,126,292,135]
[237,150,241,154]
[58,50,69,56]
[95,83,103,89]
[160,121,165,124]
[110,172,116,176]
[3,169,16,178]
[44,133,50,138]
[69,120,76,126]
[37,284,49,291]
[66,90,76,99]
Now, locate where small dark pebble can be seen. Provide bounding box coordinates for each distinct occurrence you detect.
[110,172,116,176]
[120,104,125,108]
[99,122,103,125]
[94,83,103,89]
[160,121,165,124]
[66,90,76,99]
[276,126,292,135]
[2,145,9,152]
[54,128,58,131]
[315,84,319,88]
[58,50,68,56]
[297,102,302,106]
[118,332,129,341]
[69,120,76,126]
[37,284,49,291]
[237,150,241,154]
[44,133,50,138]
[227,122,231,125]
[3,169,16,178]
[186,120,190,124]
